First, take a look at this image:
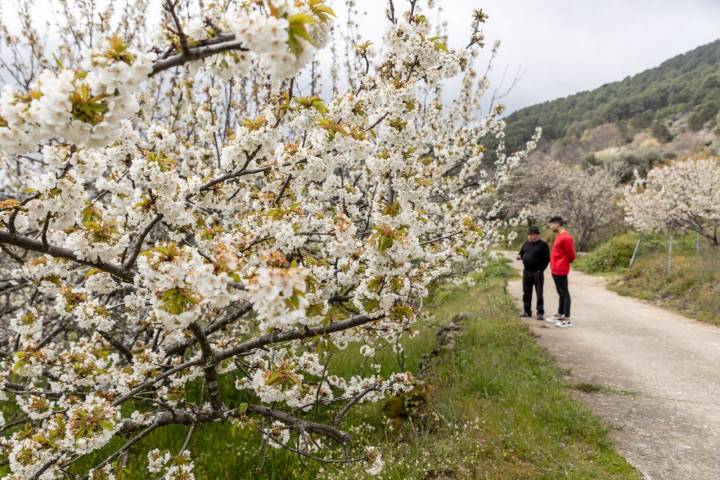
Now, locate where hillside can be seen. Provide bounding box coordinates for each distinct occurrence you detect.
[505,39,720,171]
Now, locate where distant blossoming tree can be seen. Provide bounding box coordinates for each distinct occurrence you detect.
[505,159,621,249]
[624,157,720,246]
[0,0,538,477]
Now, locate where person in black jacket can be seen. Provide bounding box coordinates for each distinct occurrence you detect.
[516,226,550,320]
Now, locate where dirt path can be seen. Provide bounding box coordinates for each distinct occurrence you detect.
[506,256,720,480]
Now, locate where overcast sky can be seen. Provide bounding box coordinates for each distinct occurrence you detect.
[2,1,719,114]
[338,0,720,113]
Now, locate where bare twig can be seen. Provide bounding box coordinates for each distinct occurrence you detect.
[118,404,351,444]
[274,174,293,205]
[364,112,389,132]
[163,0,189,55]
[99,330,134,362]
[123,213,163,269]
[40,213,52,250]
[151,35,249,76]
[387,0,396,23]
[334,385,379,426]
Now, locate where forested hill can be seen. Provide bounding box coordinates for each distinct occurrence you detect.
[505,39,720,151]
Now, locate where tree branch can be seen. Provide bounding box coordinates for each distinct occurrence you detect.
[387,0,396,23]
[163,0,189,56]
[40,213,51,250]
[364,112,389,132]
[188,322,223,411]
[275,174,293,205]
[0,243,24,265]
[151,34,249,77]
[123,213,163,269]
[216,314,381,361]
[99,330,134,362]
[334,385,379,426]
[0,231,133,282]
[78,420,161,475]
[164,303,253,356]
[198,167,270,192]
[119,404,351,444]
[115,315,382,407]
[111,357,202,406]
[248,404,351,444]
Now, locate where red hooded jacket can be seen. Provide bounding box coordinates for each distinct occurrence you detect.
[550,230,576,276]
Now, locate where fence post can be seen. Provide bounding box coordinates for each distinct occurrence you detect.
[629,235,641,268]
[667,228,673,276]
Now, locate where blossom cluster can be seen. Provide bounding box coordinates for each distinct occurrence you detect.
[0,37,153,153]
[147,449,196,480]
[229,4,331,79]
[624,156,720,244]
[0,1,540,477]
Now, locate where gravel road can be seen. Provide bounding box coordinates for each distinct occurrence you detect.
[507,257,720,480]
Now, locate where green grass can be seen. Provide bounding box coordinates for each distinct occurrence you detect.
[609,249,720,326]
[575,231,700,274]
[1,259,639,479]
[575,231,720,325]
[331,260,638,480]
[574,233,642,274]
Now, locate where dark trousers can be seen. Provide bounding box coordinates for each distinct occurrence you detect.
[552,274,571,318]
[522,270,544,316]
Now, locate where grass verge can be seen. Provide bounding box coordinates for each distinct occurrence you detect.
[332,259,639,479]
[609,250,720,326]
[575,232,720,325]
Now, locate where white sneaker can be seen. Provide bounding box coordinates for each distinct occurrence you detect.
[546,314,563,323]
[556,319,573,328]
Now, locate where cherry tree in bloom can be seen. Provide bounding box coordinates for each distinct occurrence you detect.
[0,0,539,477]
[505,159,621,249]
[624,157,720,246]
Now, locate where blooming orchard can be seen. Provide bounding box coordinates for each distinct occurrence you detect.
[624,157,720,245]
[0,0,538,477]
[505,159,621,249]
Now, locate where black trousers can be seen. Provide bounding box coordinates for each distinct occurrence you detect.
[522,270,544,316]
[552,274,571,318]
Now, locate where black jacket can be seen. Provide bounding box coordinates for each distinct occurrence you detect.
[519,240,550,272]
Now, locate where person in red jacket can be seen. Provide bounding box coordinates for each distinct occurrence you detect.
[548,216,575,328]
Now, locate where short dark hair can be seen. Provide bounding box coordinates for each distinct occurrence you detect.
[528,226,540,235]
[549,216,564,226]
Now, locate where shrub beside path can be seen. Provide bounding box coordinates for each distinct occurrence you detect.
[506,255,720,480]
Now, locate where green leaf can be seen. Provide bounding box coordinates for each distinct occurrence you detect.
[367,276,384,293]
[287,13,317,56]
[159,287,200,315]
[266,370,301,387]
[378,235,394,252]
[84,268,101,278]
[308,0,336,23]
[306,303,324,317]
[312,99,328,114]
[429,36,449,52]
